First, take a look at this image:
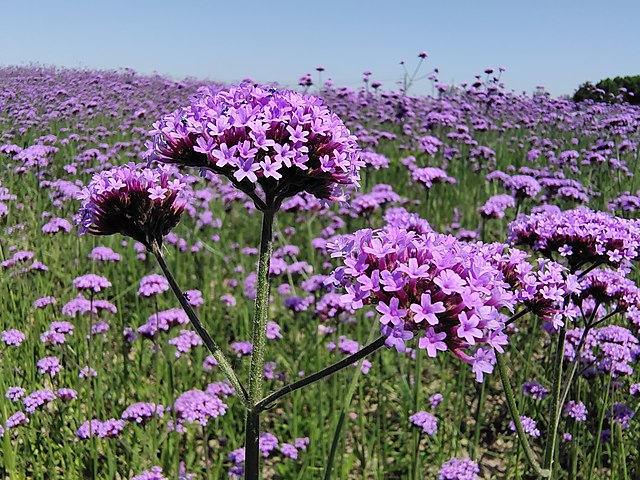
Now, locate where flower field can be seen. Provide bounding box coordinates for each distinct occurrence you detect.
[1,65,640,479]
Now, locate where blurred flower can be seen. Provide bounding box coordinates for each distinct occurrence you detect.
[438,457,480,480]
[137,274,169,297]
[409,411,438,435]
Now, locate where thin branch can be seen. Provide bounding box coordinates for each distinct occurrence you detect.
[496,354,550,478]
[256,336,387,411]
[151,241,250,408]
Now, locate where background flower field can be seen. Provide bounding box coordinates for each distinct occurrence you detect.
[1,65,640,479]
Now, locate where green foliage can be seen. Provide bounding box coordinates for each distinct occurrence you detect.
[573,75,640,104]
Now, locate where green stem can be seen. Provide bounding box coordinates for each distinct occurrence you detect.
[587,374,612,480]
[244,209,276,480]
[247,209,275,404]
[150,241,249,408]
[496,354,550,478]
[543,326,567,474]
[472,379,487,459]
[323,322,380,480]
[256,336,386,411]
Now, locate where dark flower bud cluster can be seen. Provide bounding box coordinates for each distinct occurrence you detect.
[145,84,362,208]
[76,163,190,249]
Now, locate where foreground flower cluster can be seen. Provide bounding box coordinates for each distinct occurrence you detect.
[326,226,517,381]
[146,83,363,206]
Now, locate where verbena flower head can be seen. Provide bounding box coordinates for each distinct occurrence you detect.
[576,269,640,328]
[145,84,362,210]
[565,325,639,377]
[131,466,168,480]
[410,166,456,190]
[564,400,588,421]
[438,457,480,480]
[479,194,515,220]
[137,274,169,297]
[121,402,164,424]
[326,226,517,382]
[409,411,438,435]
[172,389,227,429]
[23,389,56,413]
[509,416,540,437]
[73,274,111,292]
[522,381,549,400]
[509,208,640,270]
[482,243,580,329]
[76,163,190,249]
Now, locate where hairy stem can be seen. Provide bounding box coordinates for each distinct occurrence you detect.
[496,354,550,478]
[244,208,275,480]
[543,325,567,474]
[151,241,249,408]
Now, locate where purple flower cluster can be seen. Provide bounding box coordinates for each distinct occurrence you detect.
[62,294,117,317]
[478,194,515,220]
[23,389,56,413]
[483,244,579,328]
[576,268,640,328]
[227,434,308,478]
[146,84,362,206]
[609,402,634,429]
[56,388,78,401]
[438,457,480,480]
[409,411,438,435]
[360,150,390,170]
[410,166,456,190]
[137,274,169,297]
[565,325,640,377]
[88,246,121,262]
[137,308,189,338]
[509,415,540,437]
[73,274,111,292]
[33,296,56,309]
[327,226,517,382]
[6,387,26,402]
[121,402,164,424]
[168,330,203,357]
[130,466,168,480]
[172,389,227,429]
[36,356,62,377]
[506,174,541,199]
[564,400,588,421]
[76,163,190,248]
[75,418,126,439]
[383,207,432,235]
[6,411,29,429]
[2,329,26,346]
[509,208,640,270]
[41,321,74,345]
[522,381,549,400]
[42,217,72,234]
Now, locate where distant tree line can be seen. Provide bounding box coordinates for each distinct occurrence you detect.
[573,75,640,105]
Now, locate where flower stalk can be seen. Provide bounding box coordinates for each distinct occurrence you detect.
[150,240,250,408]
[496,353,550,478]
[244,208,276,480]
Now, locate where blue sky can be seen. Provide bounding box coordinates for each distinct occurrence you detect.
[1,0,638,96]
